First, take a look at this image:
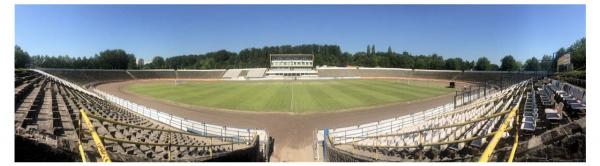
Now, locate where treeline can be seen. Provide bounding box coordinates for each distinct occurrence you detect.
[142,44,539,72]
[15,47,138,69]
[518,37,585,72]
[554,38,585,71]
[149,45,345,69]
[15,37,584,72]
[145,44,493,71]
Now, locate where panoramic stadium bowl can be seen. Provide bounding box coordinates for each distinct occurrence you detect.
[105,79,456,114]
[23,68,575,162]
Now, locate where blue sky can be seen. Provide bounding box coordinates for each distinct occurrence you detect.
[16,5,585,64]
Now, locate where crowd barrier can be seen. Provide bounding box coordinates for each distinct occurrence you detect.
[35,69,268,141]
[317,81,522,143]
[32,69,100,98]
[35,69,268,149]
[92,89,267,143]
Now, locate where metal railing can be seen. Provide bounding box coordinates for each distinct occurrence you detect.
[79,109,112,162]
[337,89,517,147]
[318,82,523,144]
[480,84,525,162]
[79,109,250,161]
[319,80,528,161]
[31,69,270,160]
[92,89,266,143]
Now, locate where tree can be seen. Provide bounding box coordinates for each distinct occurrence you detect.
[397,52,414,68]
[444,58,464,70]
[150,56,165,69]
[569,37,585,70]
[540,55,553,72]
[127,54,137,69]
[15,45,31,68]
[500,55,520,71]
[371,45,376,55]
[26,48,134,69]
[554,47,567,71]
[551,37,585,72]
[198,58,215,69]
[462,60,475,71]
[21,43,540,72]
[490,64,500,71]
[556,48,567,58]
[429,54,445,70]
[523,57,541,71]
[474,57,491,71]
[413,55,429,69]
[96,49,135,69]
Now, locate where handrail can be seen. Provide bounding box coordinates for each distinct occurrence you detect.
[100,136,238,148]
[508,121,519,162]
[439,87,514,117]
[328,92,500,139]
[328,83,519,138]
[77,141,87,162]
[322,80,528,161]
[76,112,87,162]
[336,103,514,140]
[479,82,524,162]
[85,111,250,140]
[82,108,249,161]
[93,89,263,142]
[80,109,112,162]
[350,126,513,149]
[508,87,524,162]
[331,83,523,149]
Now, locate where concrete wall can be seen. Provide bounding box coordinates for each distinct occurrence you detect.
[206,136,264,162]
[317,68,547,82]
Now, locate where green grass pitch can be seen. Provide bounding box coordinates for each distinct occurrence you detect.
[126,79,454,113]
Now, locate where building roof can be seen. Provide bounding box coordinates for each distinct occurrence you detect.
[270,54,313,57]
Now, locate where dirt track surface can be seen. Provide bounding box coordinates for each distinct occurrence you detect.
[96,79,460,162]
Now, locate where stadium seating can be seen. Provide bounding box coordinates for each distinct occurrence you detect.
[520,85,539,135]
[176,70,226,79]
[544,79,586,118]
[128,70,176,79]
[15,70,258,161]
[323,78,585,162]
[317,68,542,83]
[223,69,242,78]
[222,68,268,79]
[323,81,526,161]
[42,69,133,86]
[245,68,267,78]
[40,69,228,87]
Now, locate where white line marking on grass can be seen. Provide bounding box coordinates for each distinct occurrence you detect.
[290,80,294,113]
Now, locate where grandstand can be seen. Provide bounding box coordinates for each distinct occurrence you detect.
[246,68,267,78]
[40,69,227,86]
[41,69,133,87]
[222,69,242,79]
[320,77,585,162]
[15,69,265,162]
[15,67,584,162]
[175,69,227,79]
[320,81,524,161]
[266,54,317,77]
[222,68,266,79]
[128,70,177,79]
[316,67,538,82]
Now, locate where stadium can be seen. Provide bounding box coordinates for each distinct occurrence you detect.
[14,53,586,162]
[12,4,587,163]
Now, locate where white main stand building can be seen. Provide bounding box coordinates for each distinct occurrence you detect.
[266,54,318,77]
